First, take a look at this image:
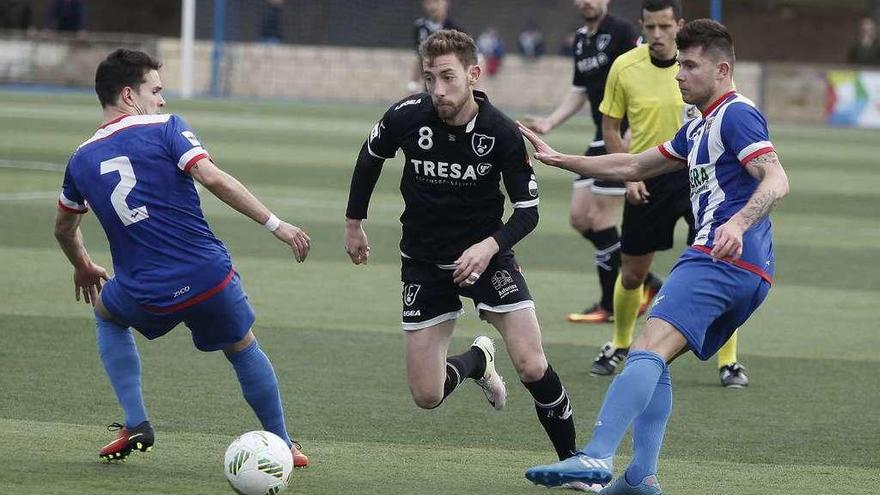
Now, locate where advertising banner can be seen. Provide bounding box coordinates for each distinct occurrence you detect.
[826,70,880,128]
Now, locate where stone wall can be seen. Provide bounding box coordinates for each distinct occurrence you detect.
[0,36,832,125]
[156,38,764,115]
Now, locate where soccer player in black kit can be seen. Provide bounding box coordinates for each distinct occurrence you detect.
[523,0,661,324]
[345,29,578,463]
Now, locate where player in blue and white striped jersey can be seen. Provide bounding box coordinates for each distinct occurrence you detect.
[520,19,789,493]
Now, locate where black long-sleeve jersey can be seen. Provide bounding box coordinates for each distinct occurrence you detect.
[347,91,539,264]
[571,15,639,144]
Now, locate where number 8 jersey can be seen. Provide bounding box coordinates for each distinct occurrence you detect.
[59,114,232,310]
[348,91,539,264]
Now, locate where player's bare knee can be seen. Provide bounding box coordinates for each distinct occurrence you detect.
[511,353,548,382]
[585,209,613,230]
[569,212,591,233]
[223,329,256,355]
[410,389,443,409]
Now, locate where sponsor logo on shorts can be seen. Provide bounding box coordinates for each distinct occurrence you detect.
[403,310,422,317]
[403,283,421,307]
[491,270,519,299]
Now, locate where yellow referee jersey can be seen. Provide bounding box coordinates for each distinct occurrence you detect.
[599,45,694,154]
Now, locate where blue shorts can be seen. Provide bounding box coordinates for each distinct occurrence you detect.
[648,249,771,361]
[100,271,255,352]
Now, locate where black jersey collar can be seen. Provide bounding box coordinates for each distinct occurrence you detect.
[650,53,678,68]
[466,91,489,133]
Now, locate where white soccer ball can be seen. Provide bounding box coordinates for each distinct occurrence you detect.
[224,431,293,495]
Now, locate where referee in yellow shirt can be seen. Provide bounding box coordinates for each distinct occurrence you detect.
[591,0,748,388]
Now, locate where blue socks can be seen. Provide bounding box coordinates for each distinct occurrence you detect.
[226,340,291,446]
[584,350,667,459]
[626,366,672,485]
[96,314,148,429]
[96,314,290,446]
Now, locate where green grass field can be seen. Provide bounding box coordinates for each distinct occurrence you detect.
[0,89,877,494]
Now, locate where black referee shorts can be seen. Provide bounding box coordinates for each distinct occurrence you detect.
[399,251,534,331]
[621,169,695,256]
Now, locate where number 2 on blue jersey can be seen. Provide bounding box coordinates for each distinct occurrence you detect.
[100,156,149,226]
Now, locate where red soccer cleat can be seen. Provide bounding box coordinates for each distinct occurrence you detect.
[567,303,614,323]
[292,441,309,468]
[99,421,154,461]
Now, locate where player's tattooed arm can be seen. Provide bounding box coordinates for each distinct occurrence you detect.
[735,152,790,229]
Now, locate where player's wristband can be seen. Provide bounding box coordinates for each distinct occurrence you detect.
[263,213,281,232]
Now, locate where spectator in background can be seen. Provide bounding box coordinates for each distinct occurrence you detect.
[477,27,505,76]
[847,17,880,66]
[259,0,284,44]
[47,0,85,33]
[0,0,34,31]
[559,31,576,56]
[409,0,463,93]
[518,21,546,60]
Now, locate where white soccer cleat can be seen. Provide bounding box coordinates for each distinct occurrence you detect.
[471,336,507,410]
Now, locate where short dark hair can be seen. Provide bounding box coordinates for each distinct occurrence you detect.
[419,29,478,68]
[641,0,682,19]
[676,19,735,64]
[95,49,161,108]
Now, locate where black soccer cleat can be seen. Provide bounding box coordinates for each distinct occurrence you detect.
[591,343,629,376]
[99,421,154,461]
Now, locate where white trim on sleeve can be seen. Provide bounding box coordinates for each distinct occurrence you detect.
[661,142,686,160]
[59,192,87,211]
[737,141,773,163]
[513,198,540,209]
[177,147,208,170]
[366,140,395,160]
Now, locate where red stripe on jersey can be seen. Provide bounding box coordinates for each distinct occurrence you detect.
[657,144,686,162]
[702,90,737,117]
[690,245,773,284]
[99,114,129,129]
[142,268,235,314]
[740,147,775,166]
[57,200,88,214]
[183,153,209,173]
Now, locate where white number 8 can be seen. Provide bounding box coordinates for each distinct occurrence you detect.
[418,126,433,150]
[100,156,149,226]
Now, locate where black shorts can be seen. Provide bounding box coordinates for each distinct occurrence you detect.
[621,170,695,256]
[573,144,626,196]
[400,251,534,331]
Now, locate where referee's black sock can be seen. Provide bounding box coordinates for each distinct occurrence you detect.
[443,347,485,400]
[583,227,622,311]
[523,364,577,460]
